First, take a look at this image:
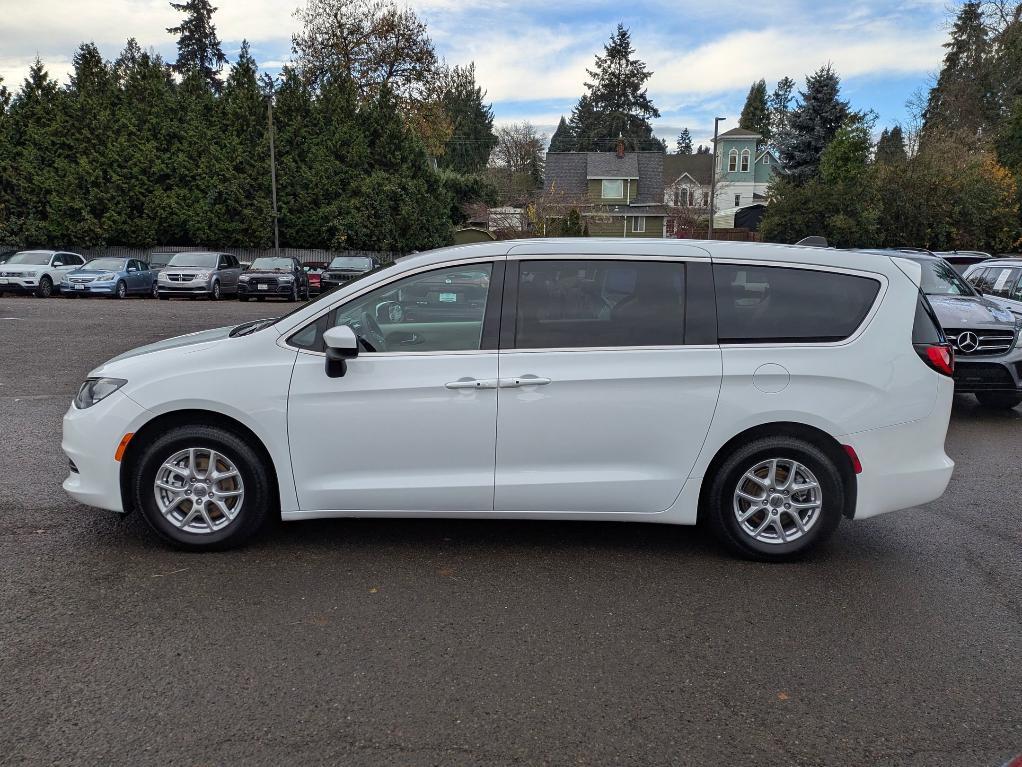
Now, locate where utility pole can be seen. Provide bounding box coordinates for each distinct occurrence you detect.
[267,96,280,258]
[708,116,725,241]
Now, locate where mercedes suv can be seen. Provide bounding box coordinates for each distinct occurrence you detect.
[880,252,1022,410]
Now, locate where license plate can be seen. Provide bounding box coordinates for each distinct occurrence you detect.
[0,279,7,285]
[439,292,457,303]
[74,284,85,290]
[257,284,268,290]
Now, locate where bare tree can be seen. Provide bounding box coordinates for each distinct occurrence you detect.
[488,122,546,203]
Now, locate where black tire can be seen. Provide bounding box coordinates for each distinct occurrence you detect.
[287,284,298,302]
[133,425,272,551]
[704,437,845,562]
[113,280,127,299]
[35,276,53,298]
[975,392,1022,410]
[150,282,159,299]
[210,281,221,301]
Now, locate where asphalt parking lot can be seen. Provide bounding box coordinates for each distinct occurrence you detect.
[1,294,1019,766]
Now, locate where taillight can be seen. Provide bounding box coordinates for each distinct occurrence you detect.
[922,343,955,377]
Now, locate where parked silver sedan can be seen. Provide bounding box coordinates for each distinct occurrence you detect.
[156,252,243,300]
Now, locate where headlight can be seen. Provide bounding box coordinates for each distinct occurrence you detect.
[278,275,294,282]
[95,272,116,281]
[74,378,127,409]
[239,275,250,282]
[1016,325,1022,349]
[61,275,71,283]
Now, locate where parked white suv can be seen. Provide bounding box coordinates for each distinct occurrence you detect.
[62,240,956,560]
[0,250,86,297]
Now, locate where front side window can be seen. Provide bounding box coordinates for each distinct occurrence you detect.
[290,263,493,354]
[986,267,1022,298]
[601,179,624,199]
[515,260,685,349]
[714,264,881,343]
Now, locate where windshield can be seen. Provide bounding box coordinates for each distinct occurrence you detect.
[919,259,975,296]
[8,252,51,265]
[84,258,127,271]
[149,254,173,267]
[167,252,219,268]
[329,256,372,270]
[249,257,293,271]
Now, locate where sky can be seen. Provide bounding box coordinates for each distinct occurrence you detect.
[0,0,954,147]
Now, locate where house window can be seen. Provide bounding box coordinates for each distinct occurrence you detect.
[678,188,688,206]
[728,149,738,172]
[632,216,646,233]
[602,179,624,199]
[763,154,770,165]
[740,149,750,172]
[702,191,709,206]
[734,194,741,207]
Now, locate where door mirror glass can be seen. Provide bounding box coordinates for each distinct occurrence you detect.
[323,325,359,378]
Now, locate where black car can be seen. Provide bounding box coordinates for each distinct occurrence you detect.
[238,256,310,302]
[875,250,1022,409]
[320,255,380,293]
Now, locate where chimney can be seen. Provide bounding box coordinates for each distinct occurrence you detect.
[615,137,625,158]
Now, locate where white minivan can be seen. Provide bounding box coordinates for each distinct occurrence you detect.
[62,239,956,560]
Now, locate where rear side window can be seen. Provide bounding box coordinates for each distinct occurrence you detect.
[713,264,881,343]
[985,266,1022,298]
[515,260,685,348]
[912,293,945,345]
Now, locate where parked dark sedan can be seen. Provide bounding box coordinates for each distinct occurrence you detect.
[320,255,380,293]
[238,256,310,302]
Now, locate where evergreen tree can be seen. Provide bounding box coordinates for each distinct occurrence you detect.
[738,79,770,139]
[570,24,661,151]
[779,65,850,184]
[875,126,907,164]
[438,63,497,174]
[768,76,796,152]
[167,0,229,91]
[695,144,710,154]
[548,116,574,153]
[922,1,991,144]
[675,127,692,154]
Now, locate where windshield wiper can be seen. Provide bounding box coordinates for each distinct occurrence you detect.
[229,318,278,337]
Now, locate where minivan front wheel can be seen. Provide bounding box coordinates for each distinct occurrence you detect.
[706,437,844,561]
[133,425,271,550]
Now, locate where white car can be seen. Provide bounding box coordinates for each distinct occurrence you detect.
[62,239,956,560]
[0,250,86,297]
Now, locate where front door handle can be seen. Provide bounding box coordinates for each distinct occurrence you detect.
[445,378,499,390]
[499,375,552,388]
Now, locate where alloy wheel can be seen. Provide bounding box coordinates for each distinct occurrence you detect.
[154,447,245,534]
[732,458,823,545]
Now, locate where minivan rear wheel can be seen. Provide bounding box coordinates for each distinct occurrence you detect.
[133,425,271,551]
[706,437,844,561]
[975,392,1022,410]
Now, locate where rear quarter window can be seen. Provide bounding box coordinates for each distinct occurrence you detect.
[713,264,881,344]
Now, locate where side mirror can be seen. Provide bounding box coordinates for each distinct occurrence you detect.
[324,325,359,378]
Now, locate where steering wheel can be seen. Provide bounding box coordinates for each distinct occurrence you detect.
[360,311,386,351]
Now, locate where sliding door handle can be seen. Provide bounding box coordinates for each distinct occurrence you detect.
[445,378,498,390]
[499,375,552,388]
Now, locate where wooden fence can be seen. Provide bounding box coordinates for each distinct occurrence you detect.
[1,245,396,266]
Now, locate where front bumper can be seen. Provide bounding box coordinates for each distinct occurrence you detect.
[238,282,294,296]
[62,390,151,513]
[62,281,117,295]
[0,278,44,292]
[952,352,1022,393]
[158,282,212,294]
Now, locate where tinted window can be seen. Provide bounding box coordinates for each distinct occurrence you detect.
[515,260,685,349]
[290,264,493,353]
[714,265,881,343]
[967,268,993,294]
[168,252,218,268]
[329,256,373,270]
[912,293,945,345]
[62,254,84,266]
